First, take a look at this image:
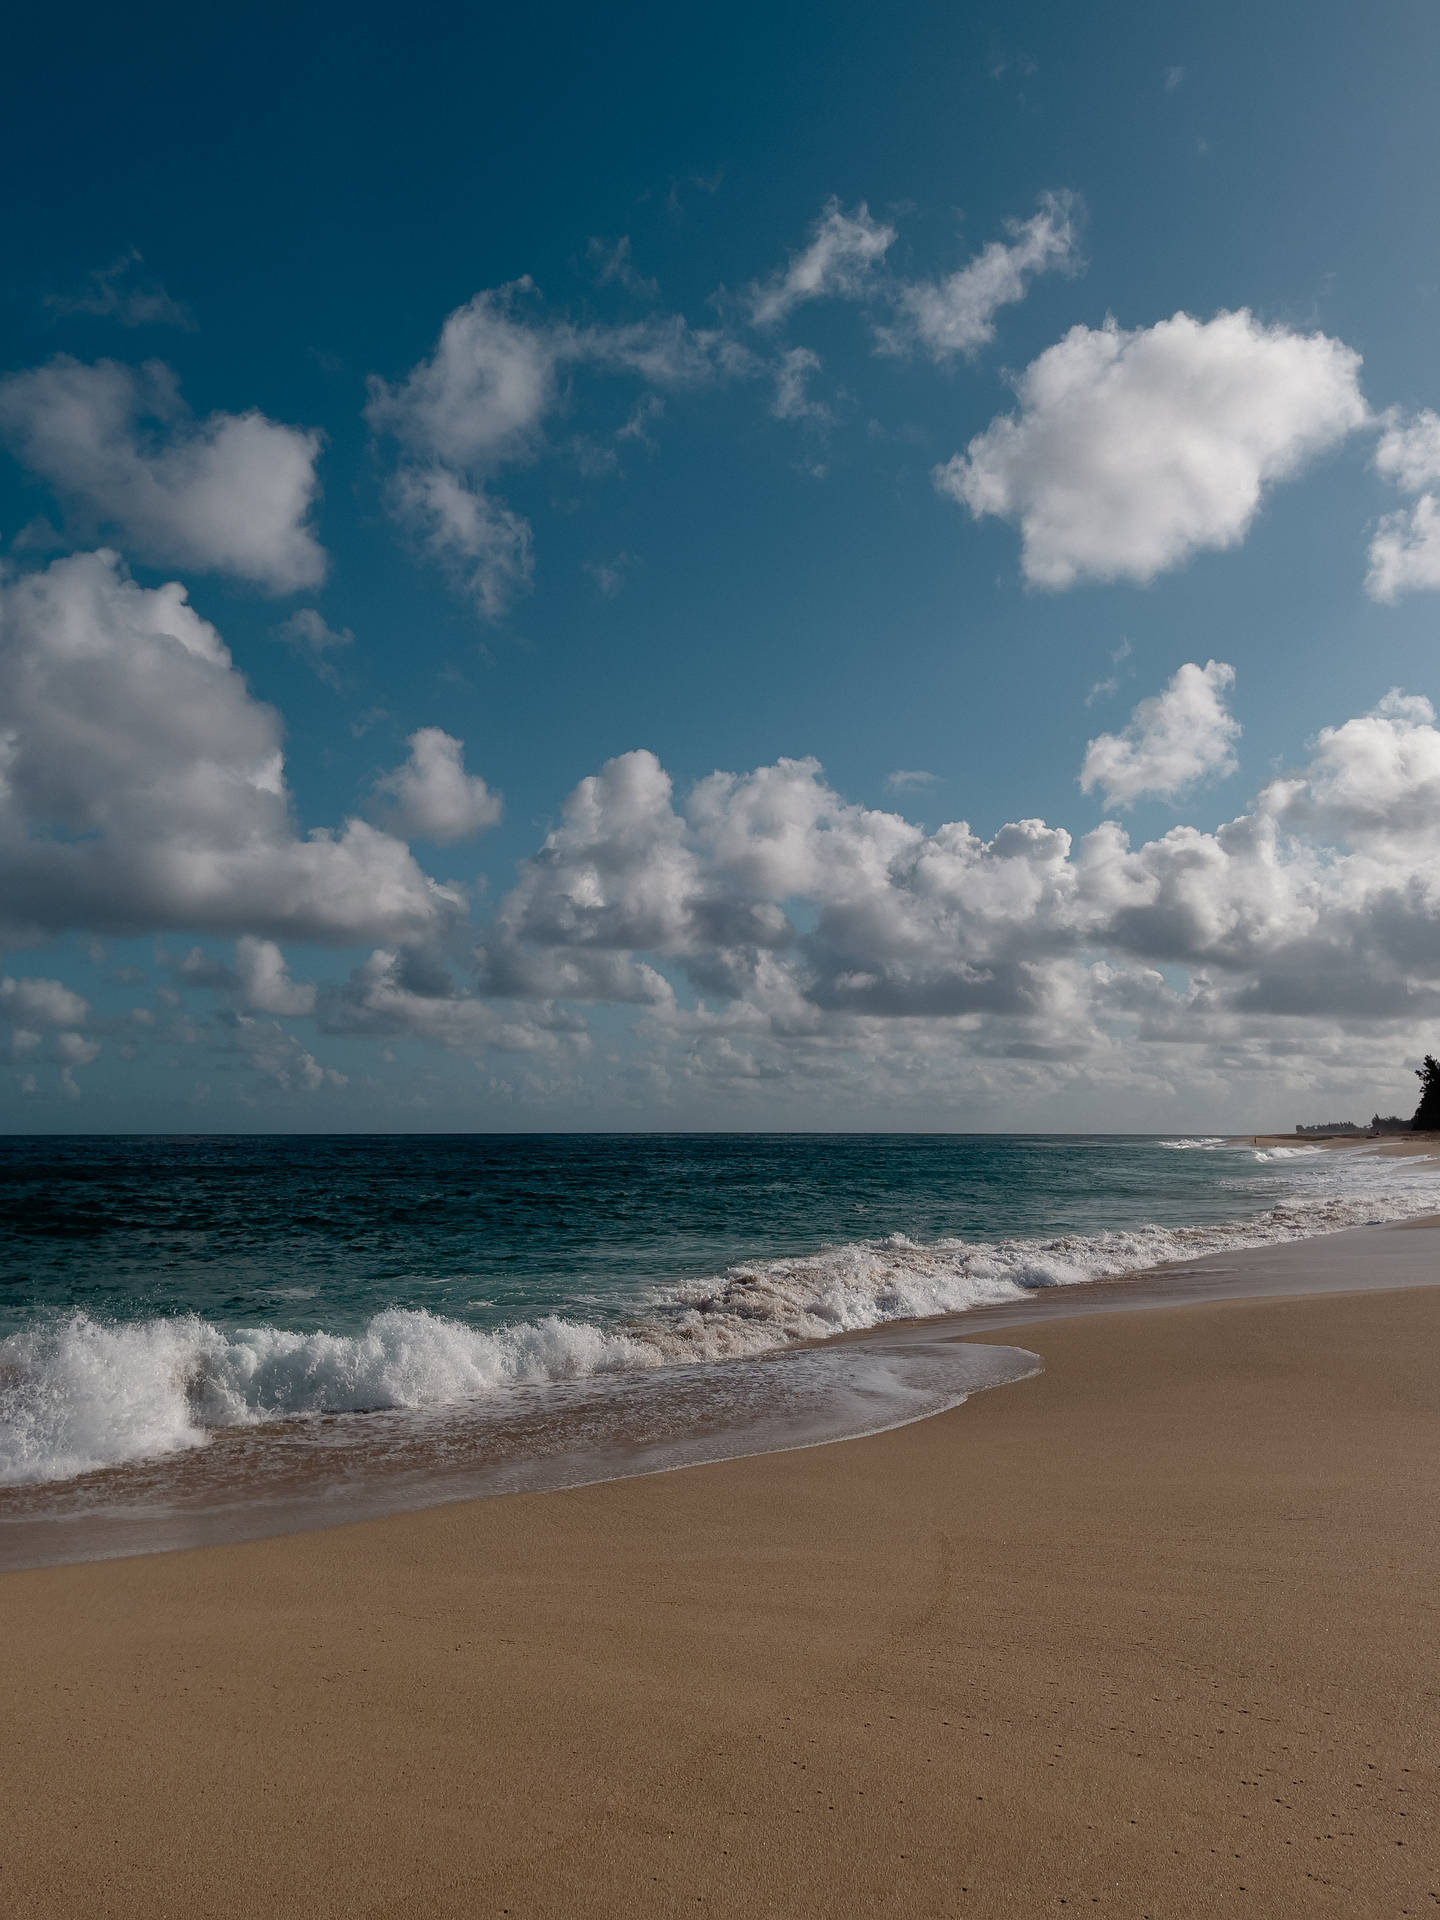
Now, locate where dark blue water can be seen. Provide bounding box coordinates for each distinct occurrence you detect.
[2,1132,1434,1509]
[0,1132,1295,1338]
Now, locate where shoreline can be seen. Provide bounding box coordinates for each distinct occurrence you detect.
[3,1261,1438,1915]
[4,1134,1440,1571]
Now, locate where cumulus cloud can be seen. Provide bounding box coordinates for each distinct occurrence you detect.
[371,728,503,844]
[11,666,1440,1115]
[1372,409,1440,493]
[1,977,101,1089]
[0,975,90,1027]
[387,466,534,618]
[365,288,550,616]
[222,1013,346,1092]
[748,201,896,327]
[1257,691,1440,848]
[881,191,1081,360]
[0,358,326,592]
[1366,409,1440,601]
[366,283,560,474]
[498,749,703,956]
[234,937,316,1016]
[1081,660,1240,808]
[367,281,729,614]
[0,551,459,946]
[175,935,315,1014]
[319,947,592,1056]
[1366,497,1440,603]
[366,285,727,470]
[885,770,941,791]
[53,1030,101,1068]
[453,694,1440,1083]
[935,310,1368,588]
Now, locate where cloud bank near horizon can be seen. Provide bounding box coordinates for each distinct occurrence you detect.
[4,570,1440,1119]
[6,171,1440,1123]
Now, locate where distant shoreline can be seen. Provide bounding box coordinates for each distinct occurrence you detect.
[1240,1130,1438,1156]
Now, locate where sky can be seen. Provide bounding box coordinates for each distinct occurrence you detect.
[3,0,1440,1132]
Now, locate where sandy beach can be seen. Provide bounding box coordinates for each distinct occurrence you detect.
[4,1242,1439,1917]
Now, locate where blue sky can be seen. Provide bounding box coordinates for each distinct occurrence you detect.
[4,0,1440,1130]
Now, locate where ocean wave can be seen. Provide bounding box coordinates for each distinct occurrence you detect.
[4,1148,1438,1486]
[1160,1136,1330,1163]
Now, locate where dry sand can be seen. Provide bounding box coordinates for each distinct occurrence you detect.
[3,1273,1439,1917]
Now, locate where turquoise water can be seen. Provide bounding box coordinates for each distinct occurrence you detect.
[1,1132,1436,1519]
[0,1132,1345,1336]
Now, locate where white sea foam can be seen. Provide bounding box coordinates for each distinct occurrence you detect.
[3,1145,1438,1486]
[1161,1136,1330,1162]
[0,1309,657,1486]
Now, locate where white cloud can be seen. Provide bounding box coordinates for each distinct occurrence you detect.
[1366,409,1440,601]
[12,665,1440,1115]
[0,976,90,1027]
[224,1013,345,1092]
[885,769,941,791]
[366,284,725,470]
[616,395,664,447]
[45,251,193,329]
[367,282,729,615]
[366,282,561,473]
[584,552,636,598]
[0,985,102,1087]
[388,465,534,617]
[1257,691,1440,848]
[234,937,316,1016]
[174,936,316,1014]
[1085,637,1133,706]
[0,551,459,946]
[771,347,827,421]
[1367,498,1440,601]
[1372,409,1440,493]
[461,692,1440,1068]
[319,948,593,1056]
[274,607,353,684]
[935,310,1368,588]
[53,1030,101,1068]
[748,201,896,327]
[586,235,658,299]
[371,728,503,844]
[0,358,326,592]
[1081,660,1240,808]
[750,193,1078,361]
[498,749,702,956]
[881,192,1081,360]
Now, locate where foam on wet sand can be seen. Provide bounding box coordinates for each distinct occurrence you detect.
[2,1216,1438,1917]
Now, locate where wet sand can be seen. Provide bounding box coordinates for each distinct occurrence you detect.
[3,1226,1440,1917]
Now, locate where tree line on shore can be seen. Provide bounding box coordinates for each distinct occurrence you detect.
[1295,1055,1440,1134]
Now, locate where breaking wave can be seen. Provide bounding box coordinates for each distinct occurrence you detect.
[4,1145,1438,1486]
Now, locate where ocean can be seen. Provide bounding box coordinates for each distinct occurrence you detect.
[2,1132,1436,1567]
